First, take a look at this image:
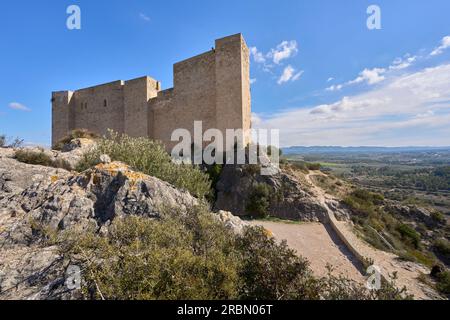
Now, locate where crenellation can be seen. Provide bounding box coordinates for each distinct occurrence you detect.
[52,33,252,150]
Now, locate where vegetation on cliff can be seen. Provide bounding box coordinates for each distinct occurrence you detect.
[53,205,408,300]
[76,130,212,199]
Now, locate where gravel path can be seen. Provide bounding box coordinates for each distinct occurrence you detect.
[248,220,366,282]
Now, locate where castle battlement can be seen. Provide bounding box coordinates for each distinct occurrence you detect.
[52,34,251,150]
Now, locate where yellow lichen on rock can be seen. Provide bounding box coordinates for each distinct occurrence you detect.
[93,162,147,188]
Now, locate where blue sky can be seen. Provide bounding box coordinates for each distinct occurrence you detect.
[1,0,449,147]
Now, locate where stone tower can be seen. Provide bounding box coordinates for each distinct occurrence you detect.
[52,34,251,150]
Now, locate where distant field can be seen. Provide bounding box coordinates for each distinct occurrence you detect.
[285,148,450,215]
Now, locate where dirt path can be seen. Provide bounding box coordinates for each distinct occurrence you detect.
[303,171,439,300]
[248,220,366,282]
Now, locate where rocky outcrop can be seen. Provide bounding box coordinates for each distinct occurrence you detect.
[214,164,328,222]
[385,203,440,228]
[0,147,246,299]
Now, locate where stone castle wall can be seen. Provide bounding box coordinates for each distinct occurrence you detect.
[52,34,251,150]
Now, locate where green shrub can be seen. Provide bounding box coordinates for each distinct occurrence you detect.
[76,131,211,199]
[235,226,320,300]
[15,149,72,170]
[266,145,282,157]
[53,129,99,150]
[246,183,271,218]
[0,135,5,147]
[431,211,446,224]
[436,271,450,295]
[55,204,409,300]
[242,164,261,176]
[306,162,321,171]
[434,239,450,257]
[396,224,421,249]
[62,207,240,300]
[15,149,52,166]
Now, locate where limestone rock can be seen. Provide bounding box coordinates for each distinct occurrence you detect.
[216,210,248,235]
[0,154,198,299]
[214,164,328,222]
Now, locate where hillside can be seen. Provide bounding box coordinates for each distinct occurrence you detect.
[0,134,446,300]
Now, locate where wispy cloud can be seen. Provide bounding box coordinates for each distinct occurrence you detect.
[8,102,31,112]
[139,13,151,22]
[256,64,450,146]
[430,35,450,56]
[250,40,298,65]
[250,78,257,85]
[267,40,298,64]
[250,47,266,64]
[327,36,449,93]
[326,67,386,91]
[277,65,303,85]
[251,40,301,85]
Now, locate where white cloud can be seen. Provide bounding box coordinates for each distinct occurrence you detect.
[268,40,298,64]
[8,102,31,112]
[326,68,386,91]
[139,13,151,22]
[277,65,303,85]
[255,64,450,146]
[430,35,450,56]
[349,68,386,85]
[389,55,417,70]
[250,78,257,84]
[326,84,343,92]
[327,77,334,82]
[250,47,266,64]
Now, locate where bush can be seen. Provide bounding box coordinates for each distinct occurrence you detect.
[306,162,321,171]
[434,239,450,258]
[76,131,211,199]
[436,271,450,295]
[53,129,99,150]
[0,135,24,148]
[246,183,271,218]
[242,164,261,176]
[56,204,408,300]
[266,145,282,157]
[431,211,446,224]
[236,226,320,300]
[396,224,421,249]
[15,149,72,170]
[62,207,240,300]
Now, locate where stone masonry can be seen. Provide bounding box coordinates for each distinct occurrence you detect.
[52,34,252,151]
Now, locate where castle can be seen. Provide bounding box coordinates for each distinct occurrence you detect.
[52,34,251,151]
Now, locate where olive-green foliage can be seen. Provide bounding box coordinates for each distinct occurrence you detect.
[57,205,409,300]
[436,270,450,295]
[236,226,321,300]
[242,164,262,177]
[76,131,211,199]
[205,163,223,202]
[62,207,240,300]
[288,161,321,172]
[434,239,450,259]
[15,149,72,170]
[431,211,446,224]
[266,145,282,157]
[343,188,438,266]
[396,224,421,249]
[53,129,99,150]
[246,183,271,218]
